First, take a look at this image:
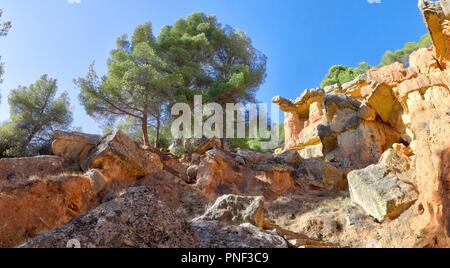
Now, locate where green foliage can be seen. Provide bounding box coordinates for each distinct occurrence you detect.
[379,34,432,67]
[0,75,73,157]
[230,122,285,152]
[320,62,370,88]
[102,116,173,149]
[76,22,177,147]
[0,9,11,91]
[157,12,267,105]
[320,34,432,89]
[78,14,267,148]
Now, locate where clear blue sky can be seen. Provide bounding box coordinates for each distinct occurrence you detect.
[0,0,428,134]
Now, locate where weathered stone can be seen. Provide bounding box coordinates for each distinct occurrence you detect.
[236,149,273,164]
[21,187,203,248]
[348,165,418,222]
[379,148,412,176]
[274,150,303,166]
[0,175,96,248]
[83,169,108,195]
[52,131,101,164]
[296,159,347,191]
[336,121,401,168]
[196,149,294,200]
[0,156,78,190]
[195,195,265,228]
[358,103,377,121]
[81,131,163,180]
[191,220,288,248]
[420,0,450,68]
[186,165,199,183]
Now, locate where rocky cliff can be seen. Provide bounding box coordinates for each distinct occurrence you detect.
[273,0,450,247]
[0,0,448,248]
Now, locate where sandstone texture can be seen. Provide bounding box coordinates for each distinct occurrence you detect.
[0,0,449,249]
[21,187,202,248]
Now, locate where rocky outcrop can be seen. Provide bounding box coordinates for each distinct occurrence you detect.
[420,0,450,68]
[295,159,347,192]
[194,195,265,228]
[0,156,78,190]
[348,164,418,222]
[0,174,97,248]
[271,0,450,247]
[191,220,289,248]
[21,187,203,248]
[195,149,296,200]
[81,131,163,180]
[274,92,401,169]
[52,131,101,164]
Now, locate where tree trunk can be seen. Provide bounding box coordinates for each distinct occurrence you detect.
[142,114,150,148]
[155,113,161,148]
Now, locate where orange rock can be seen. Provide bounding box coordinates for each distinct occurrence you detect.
[81,131,163,180]
[0,156,78,190]
[0,175,97,247]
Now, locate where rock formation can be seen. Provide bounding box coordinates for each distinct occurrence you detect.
[272,0,450,247]
[21,187,203,248]
[0,0,448,249]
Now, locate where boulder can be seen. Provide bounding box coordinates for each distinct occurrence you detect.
[235,149,273,164]
[81,131,163,180]
[274,150,303,166]
[195,195,265,228]
[21,187,203,248]
[52,131,101,163]
[348,165,418,222]
[0,175,97,247]
[191,220,289,248]
[295,159,347,192]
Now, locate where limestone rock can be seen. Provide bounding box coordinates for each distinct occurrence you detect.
[52,131,101,164]
[195,195,265,228]
[21,187,203,248]
[191,220,288,248]
[81,131,163,180]
[348,165,418,222]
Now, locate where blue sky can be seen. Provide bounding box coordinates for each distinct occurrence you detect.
[0,0,428,134]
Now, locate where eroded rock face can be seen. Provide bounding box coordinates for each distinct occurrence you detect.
[0,175,97,248]
[0,156,78,190]
[21,187,203,248]
[81,131,163,180]
[195,195,265,228]
[52,131,101,164]
[191,220,289,248]
[420,0,450,68]
[274,92,401,169]
[348,165,418,222]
